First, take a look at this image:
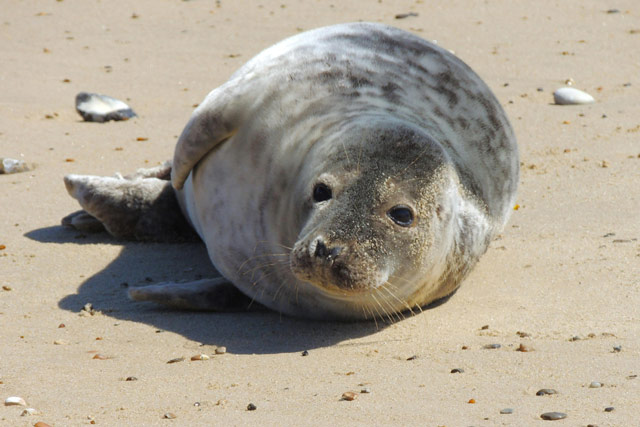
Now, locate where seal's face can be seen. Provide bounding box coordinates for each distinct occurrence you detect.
[290,123,458,308]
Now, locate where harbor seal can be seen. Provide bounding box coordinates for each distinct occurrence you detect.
[63,22,518,320]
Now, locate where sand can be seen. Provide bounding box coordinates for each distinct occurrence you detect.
[1,1,638,425]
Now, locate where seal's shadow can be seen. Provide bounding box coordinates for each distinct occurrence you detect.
[26,225,390,354]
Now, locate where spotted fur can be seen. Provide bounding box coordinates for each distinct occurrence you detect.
[65,23,518,320]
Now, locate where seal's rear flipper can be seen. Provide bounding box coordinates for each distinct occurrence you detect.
[128,278,262,311]
[62,163,196,242]
[62,210,106,233]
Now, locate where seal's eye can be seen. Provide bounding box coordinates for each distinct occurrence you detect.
[312,183,332,203]
[387,205,414,227]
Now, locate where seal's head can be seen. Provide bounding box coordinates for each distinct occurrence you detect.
[289,119,466,313]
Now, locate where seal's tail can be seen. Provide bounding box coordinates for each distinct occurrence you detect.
[62,162,197,242]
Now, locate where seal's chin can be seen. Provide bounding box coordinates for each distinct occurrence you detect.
[289,245,390,297]
[294,270,390,298]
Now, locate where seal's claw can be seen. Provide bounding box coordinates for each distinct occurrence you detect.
[125,161,172,181]
[128,278,261,311]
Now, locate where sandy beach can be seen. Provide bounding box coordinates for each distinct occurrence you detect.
[1,1,639,425]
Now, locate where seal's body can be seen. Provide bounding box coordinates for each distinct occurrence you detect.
[64,23,518,320]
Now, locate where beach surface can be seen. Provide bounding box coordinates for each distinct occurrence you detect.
[1,1,638,425]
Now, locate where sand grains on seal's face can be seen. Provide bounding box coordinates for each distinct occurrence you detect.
[289,122,457,310]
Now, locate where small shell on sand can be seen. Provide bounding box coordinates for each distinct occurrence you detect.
[553,87,595,105]
[0,158,32,174]
[75,92,137,122]
[5,396,27,406]
[21,408,38,416]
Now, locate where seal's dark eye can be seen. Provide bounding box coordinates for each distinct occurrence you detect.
[313,183,332,203]
[387,205,414,227]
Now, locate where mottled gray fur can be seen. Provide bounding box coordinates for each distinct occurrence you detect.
[63,23,518,320]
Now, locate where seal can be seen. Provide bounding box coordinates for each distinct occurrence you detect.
[63,22,518,320]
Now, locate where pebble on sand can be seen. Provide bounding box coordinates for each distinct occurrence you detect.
[589,381,603,388]
[247,403,257,411]
[536,389,558,396]
[500,408,514,414]
[92,354,111,360]
[483,343,501,349]
[190,354,210,361]
[516,343,533,352]
[75,92,137,123]
[553,87,595,105]
[395,12,418,19]
[540,411,567,420]
[341,392,357,401]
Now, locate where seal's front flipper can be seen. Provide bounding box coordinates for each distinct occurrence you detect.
[63,171,196,242]
[128,278,262,311]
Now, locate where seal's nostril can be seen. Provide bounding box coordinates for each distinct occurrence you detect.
[314,240,342,260]
[327,246,342,261]
[314,240,328,258]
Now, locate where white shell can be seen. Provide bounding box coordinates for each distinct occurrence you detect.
[5,396,27,406]
[553,87,595,105]
[75,92,137,122]
[21,408,38,416]
[0,158,30,174]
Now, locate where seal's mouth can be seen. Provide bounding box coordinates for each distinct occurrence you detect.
[290,237,389,297]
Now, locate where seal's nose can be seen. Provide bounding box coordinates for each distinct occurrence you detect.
[314,239,343,261]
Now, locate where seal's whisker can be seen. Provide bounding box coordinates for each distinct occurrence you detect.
[378,287,405,322]
[272,242,294,251]
[370,293,394,324]
[271,276,295,303]
[393,143,433,178]
[237,253,290,274]
[356,143,363,175]
[248,265,289,293]
[382,278,423,317]
[373,286,400,321]
[386,274,413,286]
[367,295,385,322]
[243,263,288,282]
[272,282,284,302]
[240,259,290,276]
[380,283,414,317]
[252,240,293,252]
[364,304,379,329]
[341,140,352,171]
